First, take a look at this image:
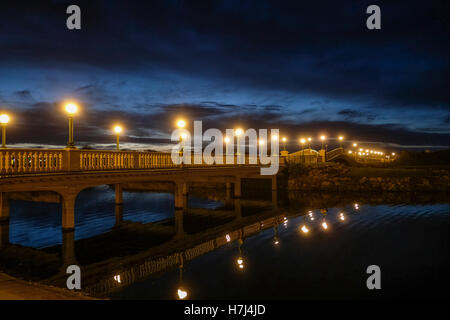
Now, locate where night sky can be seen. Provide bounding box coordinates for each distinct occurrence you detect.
[0,0,449,151]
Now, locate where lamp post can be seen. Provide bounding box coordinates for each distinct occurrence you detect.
[0,114,10,148]
[114,125,123,151]
[235,128,243,157]
[338,136,343,148]
[300,138,306,163]
[64,103,78,149]
[281,137,287,151]
[320,135,326,150]
[307,137,312,149]
[176,119,186,159]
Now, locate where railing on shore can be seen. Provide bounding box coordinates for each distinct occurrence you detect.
[0,148,281,176]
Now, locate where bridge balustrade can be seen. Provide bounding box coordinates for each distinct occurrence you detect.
[0,149,64,175]
[0,149,277,176]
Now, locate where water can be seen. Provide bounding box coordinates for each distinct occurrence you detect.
[1,186,450,299]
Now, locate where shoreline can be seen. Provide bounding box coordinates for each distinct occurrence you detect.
[0,272,96,300]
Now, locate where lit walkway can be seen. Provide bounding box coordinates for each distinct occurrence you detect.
[0,272,94,300]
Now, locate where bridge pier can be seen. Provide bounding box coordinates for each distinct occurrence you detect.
[271,176,278,209]
[174,181,188,210]
[61,229,77,267]
[0,193,10,222]
[61,193,77,232]
[0,193,11,248]
[174,181,188,238]
[225,183,233,208]
[115,184,123,205]
[174,209,185,238]
[0,220,9,249]
[234,198,242,220]
[234,177,241,198]
[115,204,124,227]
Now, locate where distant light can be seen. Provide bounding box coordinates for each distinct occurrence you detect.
[307,137,312,142]
[235,128,244,136]
[320,135,326,141]
[282,137,287,142]
[114,275,121,283]
[348,150,352,154]
[224,136,231,143]
[339,213,345,221]
[65,103,78,115]
[354,203,359,210]
[300,138,306,144]
[339,136,343,141]
[321,221,328,230]
[259,139,265,146]
[180,132,188,139]
[225,234,231,242]
[392,152,396,156]
[0,114,10,124]
[353,143,357,147]
[272,134,278,140]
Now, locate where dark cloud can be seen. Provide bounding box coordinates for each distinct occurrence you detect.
[14,90,33,100]
[6,101,450,149]
[0,0,449,149]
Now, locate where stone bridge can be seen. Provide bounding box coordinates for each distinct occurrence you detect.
[0,148,280,262]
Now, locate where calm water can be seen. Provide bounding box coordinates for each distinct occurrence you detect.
[2,186,450,299]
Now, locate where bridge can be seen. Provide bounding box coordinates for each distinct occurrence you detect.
[0,147,281,266]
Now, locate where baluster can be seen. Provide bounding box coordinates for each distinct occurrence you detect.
[27,153,32,172]
[48,153,53,171]
[17,152,23,173]
[33,152,37,172]
[23,152,28,173]
[58,152,63,171]
[44,152,49,172]
[6,152,11,174]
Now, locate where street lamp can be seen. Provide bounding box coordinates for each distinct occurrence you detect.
[64,103,78,149]
[113,125,123,151]
[338,136,344,148]
[307,137,312,149]
[320,135,326,149]
[0,114,10,148]
[176,119,186,129]
[235,128,244,157]
[300,138,306,152]
[281,137,287,151]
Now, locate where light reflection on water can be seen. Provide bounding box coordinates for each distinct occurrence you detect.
[108,202,450,300]
[3,186,450,299]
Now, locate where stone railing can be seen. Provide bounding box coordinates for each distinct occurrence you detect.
[0,148,281,176]
[0,149,65,175]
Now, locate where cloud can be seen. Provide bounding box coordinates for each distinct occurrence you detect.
[4,100,449,150]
